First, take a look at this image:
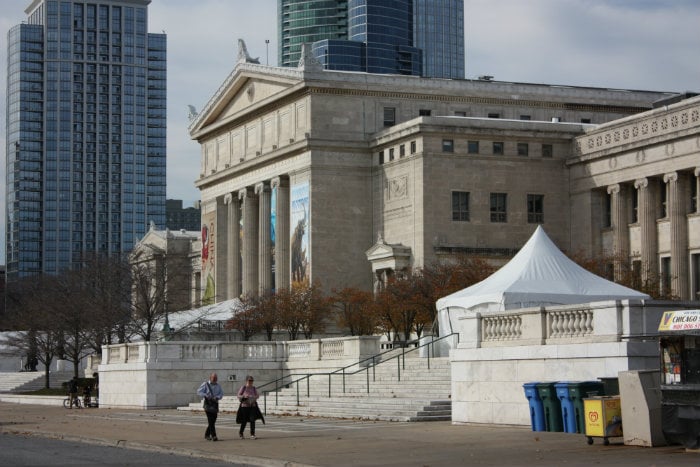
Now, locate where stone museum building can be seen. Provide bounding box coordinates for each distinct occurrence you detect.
[188,46,700,305]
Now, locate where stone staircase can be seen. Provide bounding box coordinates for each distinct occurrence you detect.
[0,371,75,393]
[180,354,452,422]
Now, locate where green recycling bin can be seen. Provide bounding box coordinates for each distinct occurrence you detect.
[536,382,563,432]
[569,381,604,434]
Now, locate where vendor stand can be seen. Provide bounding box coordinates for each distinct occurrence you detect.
[658,309,700,449]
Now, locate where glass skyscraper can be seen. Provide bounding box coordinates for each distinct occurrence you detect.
[278,0,349,68]
[414,0,464,79]
[5,0,166,280]
[281,0,463,78]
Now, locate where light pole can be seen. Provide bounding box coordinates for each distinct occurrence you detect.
[265,39,269,65]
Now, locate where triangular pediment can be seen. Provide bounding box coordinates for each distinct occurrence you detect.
[189,63,304,138]
[365,238,412,271]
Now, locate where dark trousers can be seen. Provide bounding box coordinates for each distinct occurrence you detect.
[239,406,255,435]
[205,410,218,438]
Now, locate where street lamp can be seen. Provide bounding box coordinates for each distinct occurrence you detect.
[265,39,269,66]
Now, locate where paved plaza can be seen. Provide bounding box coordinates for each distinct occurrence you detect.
[1,402,698,466]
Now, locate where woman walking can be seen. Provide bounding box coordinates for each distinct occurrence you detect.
[236,375,260,439]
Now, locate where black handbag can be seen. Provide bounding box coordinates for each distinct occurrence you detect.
[203,382,219,413]
[203,398,218,413]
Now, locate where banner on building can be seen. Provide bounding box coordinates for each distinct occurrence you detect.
[658,310,700,332]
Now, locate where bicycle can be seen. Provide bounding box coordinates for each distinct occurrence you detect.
[63,393,82,409]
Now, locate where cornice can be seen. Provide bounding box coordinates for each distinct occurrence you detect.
[572,97,700,161]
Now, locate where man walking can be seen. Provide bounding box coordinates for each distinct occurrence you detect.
[197,373,223,441]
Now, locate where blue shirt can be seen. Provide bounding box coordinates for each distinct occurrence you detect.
[197,380,223,400]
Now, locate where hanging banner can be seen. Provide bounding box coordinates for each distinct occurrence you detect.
[290,181,309,283]
[658,310,700,331]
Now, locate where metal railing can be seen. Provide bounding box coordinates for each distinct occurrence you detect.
[258,333,458,414]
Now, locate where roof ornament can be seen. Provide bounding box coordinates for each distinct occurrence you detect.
[187,105,198,122]
[297,43,323,72]
[237,38,260,64]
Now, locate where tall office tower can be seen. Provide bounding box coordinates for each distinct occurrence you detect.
[312,0,422,75]
[283,1,463,78]
[278,0,349,68]
[413,0,464,79]
[5,0,166,280]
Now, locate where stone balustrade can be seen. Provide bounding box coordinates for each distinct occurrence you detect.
[458,299,698,349]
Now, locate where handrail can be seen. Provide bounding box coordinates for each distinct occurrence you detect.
[258,333,459,414]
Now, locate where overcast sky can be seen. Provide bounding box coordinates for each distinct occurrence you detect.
[1,0,699,263]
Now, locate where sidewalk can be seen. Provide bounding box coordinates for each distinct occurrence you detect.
[0,402,697,467]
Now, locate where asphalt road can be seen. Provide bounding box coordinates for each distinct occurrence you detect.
[1,433,236,466]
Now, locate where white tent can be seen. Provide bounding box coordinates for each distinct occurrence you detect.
[436,226,650,336]
[149,298,242,340]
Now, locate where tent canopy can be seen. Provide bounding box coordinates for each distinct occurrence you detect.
[436,226,649,314]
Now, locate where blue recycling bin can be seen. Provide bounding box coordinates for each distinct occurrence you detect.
[555,382,577,433]
[523,382,546,431]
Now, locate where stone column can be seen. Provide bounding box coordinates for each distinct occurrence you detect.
[634,178,658,285]
[663,172,690,299]
[224,193,241,299]
[239,187,259,296]
[607,184,630,281]
[256,182,272,294]
[272,176,290,290]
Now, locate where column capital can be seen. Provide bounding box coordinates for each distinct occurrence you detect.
[254,181,270,195]
[663,172,678,183]
[695,167,700,177]
[606,184,621,195]
[223,192,234,205]
[634,178,648,189]
[271,175,289,189]
[238,187,253,200]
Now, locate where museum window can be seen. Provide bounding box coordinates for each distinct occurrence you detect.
[581,118,591,124]
[493,141,504,155]
[419,109,431,116]
[631,260,642,291]
[389,148,395,161]
[527,194,544,224]
[542,144,553,158]
[452,191,470,222]
[690,177,697,213]
[661,257,672,296]
[692,254,700,300]
[603,192,612,228]
[454,111,466,117]
[383,107,396,127]
[442,139,454,153]
[467,141,479,154]
[490,193,507,222]
[517,143,529,157]
[488,113,500,119]
[660,180,668,218]
[410,141,416,153]
[519,115,531,120]
[378,150,384,165]
[399,144,405,158]
[631,189,639,223]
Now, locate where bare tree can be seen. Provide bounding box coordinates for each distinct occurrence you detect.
[332,287,378,336]
[1,276,64,388]
[225,293,262,340]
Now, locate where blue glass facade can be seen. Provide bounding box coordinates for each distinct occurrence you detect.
[278,0,349,68]
[312,0,422,76]
[413,0,464,79]
[5,0,166,280]
[280,1,464,77]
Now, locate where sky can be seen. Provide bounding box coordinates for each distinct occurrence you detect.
[0,0,699,263]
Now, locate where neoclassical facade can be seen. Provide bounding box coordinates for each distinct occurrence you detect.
[188,45,698,304]
[570,97,700,299]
